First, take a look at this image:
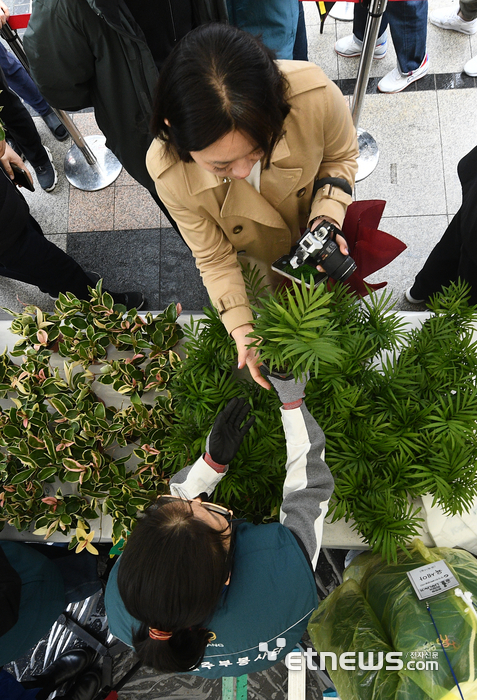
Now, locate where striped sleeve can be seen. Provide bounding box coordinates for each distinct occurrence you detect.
[169,457,228,499]
[279,403,334,569]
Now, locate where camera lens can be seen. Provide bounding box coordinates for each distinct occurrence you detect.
[320,241,357,282]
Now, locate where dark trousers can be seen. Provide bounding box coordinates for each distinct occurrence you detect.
[410,211,477,305]
[293,1,308,60]
[353,0,428,73]
[0,215,93,299]
[0,67,48,168]
[0,44,51,117]
[26,544,102,604]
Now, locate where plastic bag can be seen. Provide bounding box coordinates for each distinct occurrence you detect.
[308,540,477,700]
[308,579,400,700]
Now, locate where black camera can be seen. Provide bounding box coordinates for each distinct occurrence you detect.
[289,221,356,282]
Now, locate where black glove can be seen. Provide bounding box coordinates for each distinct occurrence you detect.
[206,397,255,465]
[259,365,309,405]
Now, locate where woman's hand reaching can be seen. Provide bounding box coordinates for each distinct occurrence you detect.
[231,323,271,390]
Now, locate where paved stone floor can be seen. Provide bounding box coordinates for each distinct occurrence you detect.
[2,0,477,697]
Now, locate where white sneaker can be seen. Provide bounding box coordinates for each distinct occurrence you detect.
[378,53,429,93]
[405,286,425,304]
[464,54,477,76]
[334,33,387,59]
[430,7,477,35]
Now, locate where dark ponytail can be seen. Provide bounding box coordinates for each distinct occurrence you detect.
[133,624,213,673]
[117,501,231,672]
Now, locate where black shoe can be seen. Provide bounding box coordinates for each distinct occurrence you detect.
[42,109,69,141]
[110,291,146,310]
[62,668,102,700]
[86,271,101,286]
[34,146,58,192]
[49,272,101,300]
[24,647,97,691]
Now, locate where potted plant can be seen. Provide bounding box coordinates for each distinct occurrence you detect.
[1,275,476,562]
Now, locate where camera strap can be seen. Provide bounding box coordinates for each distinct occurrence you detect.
[313,177,352,198]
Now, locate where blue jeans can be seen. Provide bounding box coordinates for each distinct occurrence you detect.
[0,44,51,117]
[353,0,428,74]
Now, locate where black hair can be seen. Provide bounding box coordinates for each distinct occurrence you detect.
[117,500,231,673]
[150,23,291,167]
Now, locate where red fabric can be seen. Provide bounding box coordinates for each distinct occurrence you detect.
[7,14,31,29]
[339,200,406,297]
[104,693,118,700]
[204,453,227,473]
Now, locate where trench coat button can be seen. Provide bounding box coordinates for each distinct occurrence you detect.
[233,225,243,234]
[297,187,306,198]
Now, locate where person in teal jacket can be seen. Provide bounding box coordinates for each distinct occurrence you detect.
[226,0,301,59]
[105,369,334,678]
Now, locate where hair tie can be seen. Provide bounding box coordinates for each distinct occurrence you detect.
[149,628,172,641]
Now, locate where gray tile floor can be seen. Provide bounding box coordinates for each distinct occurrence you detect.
[2,0,477,697]
[2,0,477,318]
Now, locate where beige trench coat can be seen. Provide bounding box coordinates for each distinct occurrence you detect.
[146,60,359,334]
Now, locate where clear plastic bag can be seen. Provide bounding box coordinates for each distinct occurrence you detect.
[308,540,477,700]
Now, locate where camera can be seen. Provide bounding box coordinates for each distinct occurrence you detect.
[288,221,356,282]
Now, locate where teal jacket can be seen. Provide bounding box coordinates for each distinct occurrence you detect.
[105,402,333,678]
[0,543,65,666]
[106,520,318,678]
[226,0,299,59]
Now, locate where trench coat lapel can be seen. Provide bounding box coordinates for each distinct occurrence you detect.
[221,134,302,228]
[183,133,302,229]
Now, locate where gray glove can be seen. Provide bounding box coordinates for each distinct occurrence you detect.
[260,365,309,404]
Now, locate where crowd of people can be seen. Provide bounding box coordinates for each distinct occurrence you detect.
[1,0,476,697]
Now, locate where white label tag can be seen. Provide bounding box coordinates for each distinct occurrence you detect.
[407,561,459,600]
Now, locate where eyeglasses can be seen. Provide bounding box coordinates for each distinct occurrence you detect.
[155,494,234,523]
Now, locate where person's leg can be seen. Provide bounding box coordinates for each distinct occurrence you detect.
[334,3,388,57]
[409,214,462,300]
[293,0,308,60]
[0,216,94,299]
[460,0,477,20]
[0,77,49,168]
[24,544,102,604]
[0,215,146,308]
[0,44,51,117]
[352,1,389,41]
[387,0,428,74]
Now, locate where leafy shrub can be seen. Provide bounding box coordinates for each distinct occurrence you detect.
[1,276,476,562]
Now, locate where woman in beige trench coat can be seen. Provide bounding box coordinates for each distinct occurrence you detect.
[146,23,359,388]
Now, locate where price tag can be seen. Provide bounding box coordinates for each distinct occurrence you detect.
[407,561,459,600]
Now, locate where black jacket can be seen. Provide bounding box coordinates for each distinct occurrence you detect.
[24,0,228,196]
[457,144,477,261]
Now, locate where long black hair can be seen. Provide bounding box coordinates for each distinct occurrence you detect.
[150,23,291,167]
[117,500,232,673]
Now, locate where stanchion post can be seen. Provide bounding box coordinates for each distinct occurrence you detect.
[349,0,388,181]
[0,19,122,189]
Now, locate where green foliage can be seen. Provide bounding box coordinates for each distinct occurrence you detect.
[249,276,344,378]
[0,285,182,543]
[1,275,477,562]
